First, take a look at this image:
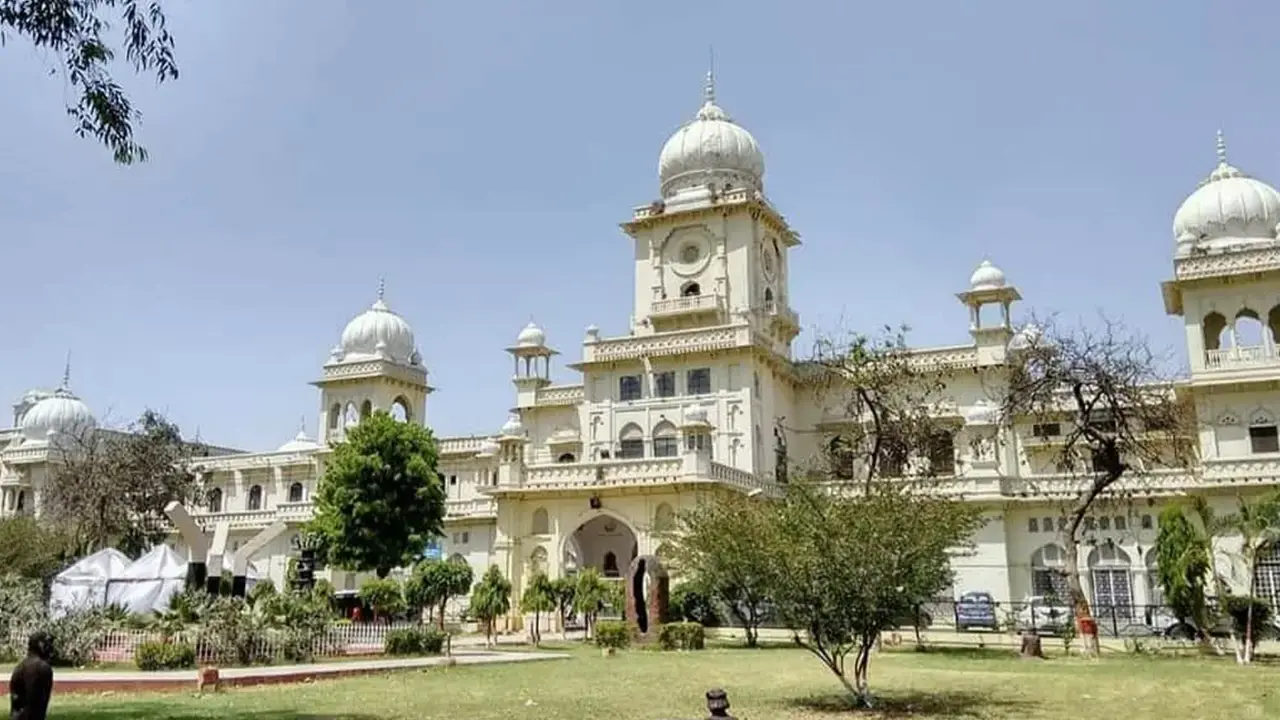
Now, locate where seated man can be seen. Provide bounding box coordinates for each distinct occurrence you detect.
[10,631,53,720]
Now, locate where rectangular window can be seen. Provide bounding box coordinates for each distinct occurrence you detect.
[618,439,645,459]
[1140,514,1153,530]
[1031,423,1061,438]
[1099,516,1111,531]
[619,375,642,401]
[928,432,956,476]
[653,436,679,457]
[1042,517,1054,533]
[449,475,458,486]
[1250,425,1280,454]
[1114,515,1127,531]
[686,368,712,395]
[1084,516,1096,531]
[654,372,676,398]
[1028,518,1039,533]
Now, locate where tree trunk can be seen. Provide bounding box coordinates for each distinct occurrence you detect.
[560,609,569,641]
[745,623,758,648]
[437,599,447,631]
[1061,536,1099,656]
[851,645,874,708]
[1019,632,1044,659]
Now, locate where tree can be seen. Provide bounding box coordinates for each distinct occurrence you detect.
[998,316,1191,655]
[309,411,447,578]
[1216,493,1280,664]
[808,326,950,493]
[765,478,980,707]
[47,409,204,556]
[469,566,512,648]
[519,572,555,646]
[1154,502,1213,643]
[572,568,610,641]
[668,492,772,647]
[0,517,71,582]
[358,578,404,625]
[549,576,576,640]
[2,0,179,163]
[403,556,473,630]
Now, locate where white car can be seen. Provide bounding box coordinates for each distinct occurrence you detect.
[1015,596,1072,634]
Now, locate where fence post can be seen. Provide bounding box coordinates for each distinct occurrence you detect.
[1108,604,1118,638]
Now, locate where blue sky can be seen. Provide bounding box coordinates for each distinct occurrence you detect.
[0,0,1272,450]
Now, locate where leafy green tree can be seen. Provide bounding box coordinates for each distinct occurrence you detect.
[470,566,512,647]
[358,578,405,624]
[48,409,204,557]
[520,572,555,646]
[550,576,576,640]
[669,493,772,646]
[670,581,720,627]
[404,557,473,629]
[572,568,610,641]
[1155,503,1212,637]
[764,478,981,708]
[0,517,71,582]
[1,0,180,163]
[309,411,446,578]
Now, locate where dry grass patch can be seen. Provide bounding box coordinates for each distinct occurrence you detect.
[49,643,1280,719]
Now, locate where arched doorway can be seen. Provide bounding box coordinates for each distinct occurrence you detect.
[564,513,638,579]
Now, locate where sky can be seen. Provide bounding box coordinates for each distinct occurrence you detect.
[0,0,1275,450]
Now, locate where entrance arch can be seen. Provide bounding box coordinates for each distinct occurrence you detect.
[562,512,638,578]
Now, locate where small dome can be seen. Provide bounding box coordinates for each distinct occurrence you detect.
[516,321,546,348]
[21,386,95,444]
[1173,131,1280,246]
[657,72,765,199]
[500,414,525,437]
[969,260,1006,291]
[335,281,419,366]
[277,424,319,453]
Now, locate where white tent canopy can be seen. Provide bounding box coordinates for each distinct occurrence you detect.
[105,545,188,615]
[49,548,131,617]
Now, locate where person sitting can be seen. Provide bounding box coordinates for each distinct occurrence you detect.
[10,631,54,720]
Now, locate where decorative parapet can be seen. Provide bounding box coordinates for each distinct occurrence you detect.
[580,326,750,365]
[536,385,585,407]
[195,501,313,530]
[438,436,495,456]
[652,294,725,318]
[1174,244,1280,282]
[446,497,497,519]
[191,451,321,471]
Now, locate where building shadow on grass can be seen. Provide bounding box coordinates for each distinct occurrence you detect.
[786,690,1032,718]
[890,645,1021,661]
[52,708,384,720]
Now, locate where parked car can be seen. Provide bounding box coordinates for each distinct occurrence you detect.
[955,591,999,631]
[1015,596,1072,634]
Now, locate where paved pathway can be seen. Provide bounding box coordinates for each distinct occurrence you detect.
[54,648,570,693]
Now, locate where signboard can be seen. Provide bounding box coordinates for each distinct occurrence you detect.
[422,539,442,560]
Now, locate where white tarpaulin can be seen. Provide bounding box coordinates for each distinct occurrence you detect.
[105,545,188,615]
[48,548,130,617]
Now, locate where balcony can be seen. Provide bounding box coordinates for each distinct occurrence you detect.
[1205,345,1280,371]
[507,456,770,494]
[196,501,313,530]
[651,293,724,319]
[446,497,497,519]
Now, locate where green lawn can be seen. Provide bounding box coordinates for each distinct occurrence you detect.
[52,643,1280,719]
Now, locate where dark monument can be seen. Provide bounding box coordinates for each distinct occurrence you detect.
[705,688,735,719]
[9,631,54,720]
[625,554,670,641]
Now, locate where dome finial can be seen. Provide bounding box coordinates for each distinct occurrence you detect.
[298,415,307,435]
[1216,129,1228,165]
[703,46,716,105]
[60,352,72,391]
[377,276,386,302]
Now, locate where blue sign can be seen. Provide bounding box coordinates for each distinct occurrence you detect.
[422,539,442,560]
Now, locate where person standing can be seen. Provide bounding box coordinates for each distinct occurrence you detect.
[10,631,53,720]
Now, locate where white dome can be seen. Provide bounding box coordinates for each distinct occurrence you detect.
[969,260,1006,291]
[277,427,319,453]
[657,72,765,199]
[516,321,546,348]
[1173,131,1280,246]
[336,282,419,366]
[500,414,525,437]
[20,387,95,443]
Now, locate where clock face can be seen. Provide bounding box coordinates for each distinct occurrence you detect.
[664,227,713,277]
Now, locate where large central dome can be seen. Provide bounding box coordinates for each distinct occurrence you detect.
[657,72,765,199]
[1172,131,1280,251]
[332,281,422,367]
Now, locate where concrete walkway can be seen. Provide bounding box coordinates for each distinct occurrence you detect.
[53,648,570,693]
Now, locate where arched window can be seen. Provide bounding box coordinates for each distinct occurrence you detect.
[653,503,676,533]
[1030,544,1068,601]
[1202,311,1228,351]
[344,402,360,426]
[681,281,701,297]
[247,485,263,511]
[360,399,373,420]
[288,482,304,503]
[15,491,26,513]
[391,396,412,422]
[557,453,576,463]
[618,423,645,459]
[206,487,223,513]
[652,421,679,458]
[1088,543,1133,619]
[827,436,855,479]
[763,287,774,306]
[1236,309,1265,347]
[529,546,548,576]
[328,404,341,429]
[531,508,550,535]
[603,551,619,577]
